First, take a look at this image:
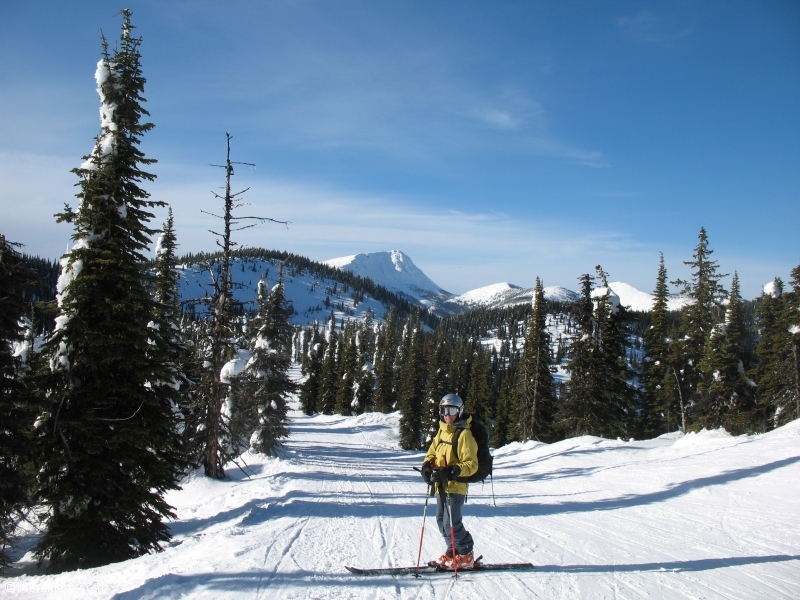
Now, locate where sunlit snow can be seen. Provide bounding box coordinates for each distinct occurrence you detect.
[5,368,799,599]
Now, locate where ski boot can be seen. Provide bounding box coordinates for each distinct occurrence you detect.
[430,550,453,569]
[452,550,475,570]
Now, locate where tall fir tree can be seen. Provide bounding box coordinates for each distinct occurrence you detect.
[672,227,728,429]
[334,324,358,415]
[592,267,637,437]
[150,210,193,463]
[373,312,398,413]
[558,269,634,438]
[319,317,339,415]
[352,314,376,414]
[466,346,492,421]
[641,254,680,434]
[34,12,184,570]
[514,277,557,442]
[398,315,426,450]
[492,370,515,447]
[0,235,35,571]
[299,326,324,415]
[694,272,754,432]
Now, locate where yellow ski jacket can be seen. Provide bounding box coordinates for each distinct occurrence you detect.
[423,415,479,496]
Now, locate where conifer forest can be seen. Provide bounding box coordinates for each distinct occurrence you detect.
[1,10,798,578]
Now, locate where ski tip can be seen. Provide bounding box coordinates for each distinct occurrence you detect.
[344,566,364,575]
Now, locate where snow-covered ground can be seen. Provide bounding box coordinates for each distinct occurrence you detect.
[5,371,799,599]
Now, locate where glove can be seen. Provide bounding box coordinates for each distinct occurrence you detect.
[446,465,461,480]
[421,461,432,485]
[432,466,453,484]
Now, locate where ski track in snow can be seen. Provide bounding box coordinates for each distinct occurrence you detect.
[4,368,800,599]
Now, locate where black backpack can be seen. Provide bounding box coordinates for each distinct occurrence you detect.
[452,415,493,484]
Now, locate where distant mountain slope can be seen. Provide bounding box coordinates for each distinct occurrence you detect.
[324,250,454,311]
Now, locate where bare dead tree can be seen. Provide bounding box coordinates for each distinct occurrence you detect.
[200,132,288,478]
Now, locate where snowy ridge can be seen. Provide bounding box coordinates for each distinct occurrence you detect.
[7,384,800,599]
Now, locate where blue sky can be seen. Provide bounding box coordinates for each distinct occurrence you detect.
[1,1,798,298]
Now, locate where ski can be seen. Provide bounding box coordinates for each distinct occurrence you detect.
[345,557,534,577]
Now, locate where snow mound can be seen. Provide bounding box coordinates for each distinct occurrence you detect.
[607,281,693,312]
[452,282,521,306]
[764,280,781,299]
[671,427,733,450]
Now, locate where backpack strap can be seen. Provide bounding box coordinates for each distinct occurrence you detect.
[451,427,464,464]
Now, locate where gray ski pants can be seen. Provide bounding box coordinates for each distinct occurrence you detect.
[436,492,474,555]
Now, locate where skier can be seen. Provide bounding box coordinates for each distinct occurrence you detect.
[420,393,478,570]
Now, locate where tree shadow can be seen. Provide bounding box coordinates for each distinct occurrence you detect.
[111,554,800,598]
[535,554,800,573]
[472,455,800,517]
[169,455,800,536]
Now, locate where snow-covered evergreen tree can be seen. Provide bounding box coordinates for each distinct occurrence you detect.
[34,12,183,570]
[694,272,754,432]
[373,311,398,413]
[150,210,193,462]
[299,326,324,415]
[398,314,426,450]
[319,316,339,415]
[334,324,358,415]
[756,265,800,427]
[352,313,376,414]
[672,227,728,427]
[514,277,557,442]
[641,254,680,434]
[466,346,491,421]
[558,268,635,438]
[230,269,297,455]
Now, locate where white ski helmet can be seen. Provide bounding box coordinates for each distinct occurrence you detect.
[439,393,464,419]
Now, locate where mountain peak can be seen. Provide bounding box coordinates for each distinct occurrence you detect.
[323,250,451,305]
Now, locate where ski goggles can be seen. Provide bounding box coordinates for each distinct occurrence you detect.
[439,406,460,417]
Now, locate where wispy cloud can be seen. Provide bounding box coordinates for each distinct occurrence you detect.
[617,11,694,46]
[144,173,660,294]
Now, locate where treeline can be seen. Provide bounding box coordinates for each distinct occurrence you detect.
[298,231,800,451]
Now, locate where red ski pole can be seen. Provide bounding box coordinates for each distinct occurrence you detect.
[442,457,458,578]
[414,459,435,577]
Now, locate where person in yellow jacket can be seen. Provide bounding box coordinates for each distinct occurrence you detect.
[420,393,478,570]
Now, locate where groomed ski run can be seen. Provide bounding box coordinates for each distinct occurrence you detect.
[4,367,800,599]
